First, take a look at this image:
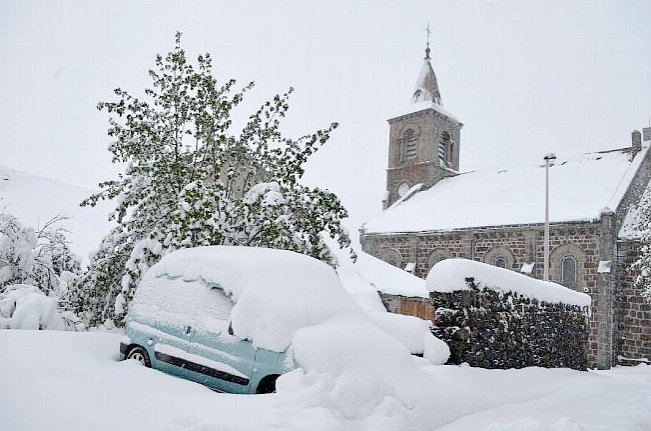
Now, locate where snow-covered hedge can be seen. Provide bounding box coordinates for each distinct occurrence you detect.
[426,259,590,370]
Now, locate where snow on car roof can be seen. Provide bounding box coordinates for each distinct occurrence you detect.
[133,246,359,352]
[363,146,647,234]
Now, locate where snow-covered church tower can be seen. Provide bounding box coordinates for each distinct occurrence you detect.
[383,39,463,209]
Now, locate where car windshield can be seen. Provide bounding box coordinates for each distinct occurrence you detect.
[131,275,234,333]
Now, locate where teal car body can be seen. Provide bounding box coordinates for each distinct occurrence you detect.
[119,270,294,394]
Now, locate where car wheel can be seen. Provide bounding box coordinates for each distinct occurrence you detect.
[126,346,151,367]
[256,374,279,394]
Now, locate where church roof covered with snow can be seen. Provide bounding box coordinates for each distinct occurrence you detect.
[363,145,649,234]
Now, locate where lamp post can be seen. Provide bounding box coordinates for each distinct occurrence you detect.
[543,152,556,281]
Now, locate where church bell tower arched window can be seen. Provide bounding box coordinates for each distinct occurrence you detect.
[402,129,418,163]
[439,131,450,166]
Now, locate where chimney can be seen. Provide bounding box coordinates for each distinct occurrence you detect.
[632,130,642,158]
[643,126,651,143]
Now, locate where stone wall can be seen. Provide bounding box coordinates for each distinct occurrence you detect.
[428,280,589,370]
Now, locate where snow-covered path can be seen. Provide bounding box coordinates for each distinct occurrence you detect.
[2,330,651,431]
[424,364,651,430]
[0,331,281,431]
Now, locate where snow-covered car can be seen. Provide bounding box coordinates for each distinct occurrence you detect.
[0,284,64,330]
[120,246,364,394]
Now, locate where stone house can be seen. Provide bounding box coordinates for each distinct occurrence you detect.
[360,45,651,369]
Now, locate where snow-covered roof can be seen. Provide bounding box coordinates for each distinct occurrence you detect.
[410,59,442,106]
[618,178,651,240]
[391,100,460,124]
[338,251,428,299]
[426,258,591,307]
[364,146,648,234]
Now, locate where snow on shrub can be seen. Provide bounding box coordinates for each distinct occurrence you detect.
[426,258,591,307]
[0,284,65,330]
[132,246,441,427]
[0,213,80,295]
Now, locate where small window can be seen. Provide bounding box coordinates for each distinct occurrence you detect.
[448,140,455,165]
[439,132,450,165]
[561,255,578,290]
[402,129,418,162]
[494,257,507,268]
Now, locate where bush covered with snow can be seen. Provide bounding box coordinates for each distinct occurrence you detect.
[0,213,80,296]
[426,259,590,370]
[0,284,65,330]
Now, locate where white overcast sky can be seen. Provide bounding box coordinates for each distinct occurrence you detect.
[1,0,650,226]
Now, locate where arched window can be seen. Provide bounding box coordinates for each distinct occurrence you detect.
[561,255,577,290]
[483,245,515,270]
[428,250,452,271]
[402,129,417,162]
[448,140,455,165]
[494,257,507,268]
[439,131,450,165]
[381,248,403,269]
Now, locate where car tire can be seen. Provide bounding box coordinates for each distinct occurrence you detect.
[126,346,151,367]
[256,374,279,394]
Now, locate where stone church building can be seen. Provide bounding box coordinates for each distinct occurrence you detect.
[360,45,651,369]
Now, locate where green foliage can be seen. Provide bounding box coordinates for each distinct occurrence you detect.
[632,185,651,302]
[430,281,589,370]
[66,33,353,327]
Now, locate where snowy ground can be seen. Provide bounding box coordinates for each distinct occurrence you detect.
[2,330,650,431]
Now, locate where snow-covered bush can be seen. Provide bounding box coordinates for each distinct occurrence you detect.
[426,259,590,369]
[0,213,80,296]
[66,33,353,327]
[0,284,65,330]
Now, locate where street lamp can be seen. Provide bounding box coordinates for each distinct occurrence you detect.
[543,152,556,281]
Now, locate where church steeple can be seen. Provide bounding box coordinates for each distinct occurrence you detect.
[382,26,463,209]
[411,24,442,105]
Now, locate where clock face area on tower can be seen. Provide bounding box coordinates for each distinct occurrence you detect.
[398,182,410,198]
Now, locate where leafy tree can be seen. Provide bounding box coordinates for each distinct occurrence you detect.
[632,186,651,302]
[66,33,353,327]
[0,213,80,296]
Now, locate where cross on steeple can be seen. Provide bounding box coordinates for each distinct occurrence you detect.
[425,22,431,60]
